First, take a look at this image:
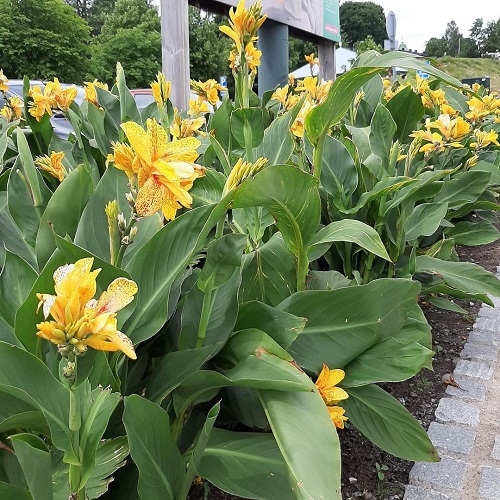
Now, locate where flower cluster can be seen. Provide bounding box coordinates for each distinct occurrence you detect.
[151,71,172,107]
[314,364,349,429]
[110,118,204,220]
[35,151,67,182]
[36,258,138,359]
[28,78,78,121]
[84,79,109,107]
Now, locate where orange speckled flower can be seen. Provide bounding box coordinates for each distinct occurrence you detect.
[315,364,349,429]
[36,258,138,359]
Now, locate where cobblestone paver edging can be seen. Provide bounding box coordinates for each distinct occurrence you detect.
[404,269,500,500]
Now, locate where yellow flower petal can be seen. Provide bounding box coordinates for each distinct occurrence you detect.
[121,121,152,165]
[94,278,138,315]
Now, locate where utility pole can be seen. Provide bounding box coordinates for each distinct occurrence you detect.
[161,0,190,110]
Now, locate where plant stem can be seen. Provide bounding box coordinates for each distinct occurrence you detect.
[67,353,82,498]
[196,279,214,348]
[313,134,325,181]
[115,218,136,268]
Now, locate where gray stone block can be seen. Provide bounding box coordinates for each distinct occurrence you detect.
[435,398,480,426]
[445,377,486,401]
[491,435,500,461]
[409,455,467,490]
[427,421,476,455]
[468,331,500,347]
[479,466,500,498]
[454,359,494,380]
[460,342,498,361]
[474,315,500,333]
[477,305,497,318]
[403,485,452,499]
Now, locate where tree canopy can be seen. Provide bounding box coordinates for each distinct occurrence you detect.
[89,0,161,88]
[0,0,91,83]
[339,1,386,48]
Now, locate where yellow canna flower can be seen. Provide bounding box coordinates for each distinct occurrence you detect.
[188,98,210,117]
[190,79,226,106]
[28,84,53,121]
[36,258,138,359]
[112,118,204,220]
[291,100,314,138]
[288,73,296,87]
[466,94,500,121]
[440,103,458,116]
[84,80,109,107]
[219,0,267,53]
[35,151,67,182]
[296,76,318,98]
[314,364,349,429]
[271,85,289,105]
[427,114,471,142]
[151,71,172,106]
[305,53,320,68]
[470,129,500,149]
[245,42,262,71]
[169,110,206,139]
[0,96,23,122]
[0,69,8,93]
[414,130,463,154]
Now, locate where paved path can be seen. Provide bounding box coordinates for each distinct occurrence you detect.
[404,269,500,500]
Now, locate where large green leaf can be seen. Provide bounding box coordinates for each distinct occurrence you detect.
[0,393,48,435]
[123,395,184,500]
[190,167,226,207]
[235,301,306,349]
[10,433,52,500]
[253,112,294,165]
[145,344,221,404]
[404,202,449,241]
[123,200,231,344]
[0,251,36,328]
[370,103,397,165]
[0,482,31,500]
[239,234,296,306]
[36,164,93,268]
[231,107,264,150]
[306,67,383,145]
[280,279,420,372]
[232,165,320,256]
[416,255,500,296]
[258,389,341,499]
[342,384,439,461]
[0,342,71,454]
[385,85,425,143]
[342,338,434,387]
[319,135,358,209]
[445,220,500,246]
[198,429,294,500]
[308,219,391,262]
[74,165,161,263]
[433,170,491,209]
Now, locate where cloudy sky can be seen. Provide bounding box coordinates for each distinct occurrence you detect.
[343,0,500,52]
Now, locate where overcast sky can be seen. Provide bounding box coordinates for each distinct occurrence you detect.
[343,0,500,52]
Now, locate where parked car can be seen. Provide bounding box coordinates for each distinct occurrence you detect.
[129,88,156,110]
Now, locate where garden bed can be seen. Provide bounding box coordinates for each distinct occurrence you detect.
[188,238,500,500]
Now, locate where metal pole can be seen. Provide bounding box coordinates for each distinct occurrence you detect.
[161,0,190,110]
[257,19,288,95]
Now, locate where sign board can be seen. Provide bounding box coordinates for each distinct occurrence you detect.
[210,0,340,42]
[386,11,396,41]
[416,60,430,80]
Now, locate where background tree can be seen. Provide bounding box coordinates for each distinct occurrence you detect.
[0,0,91,83]
[483,19,500,54]
[339,1,386,48]
[423,37,447,57]
[89,0,160,87]
[469,18,486,55]
[444,21,461,56]
[288,37,317,72]
[354,35,383,56]
[460,37,481,58]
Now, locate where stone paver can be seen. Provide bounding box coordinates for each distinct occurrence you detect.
[409,455,467,490]
[491,435,500,461]
[445,376,486,401]
[479,466,500,499]
[427,421,476,455]
[435,398,480,426]
[454,359,494,380]
[474,315,500,333]
[468,331,500,347]
[460,342,498,362]
[403,485,452,499]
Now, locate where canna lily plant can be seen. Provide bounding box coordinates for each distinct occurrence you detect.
[1,1,500,498]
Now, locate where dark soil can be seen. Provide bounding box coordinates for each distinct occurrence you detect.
[189,239,500,500]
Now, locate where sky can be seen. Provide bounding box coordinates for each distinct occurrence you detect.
[343,0,500,53]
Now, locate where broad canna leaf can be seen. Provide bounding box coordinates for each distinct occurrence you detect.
[308,219,391,262]
[231,107,265,150]
[123,395,185,500]
[10,433,53,500]
[198,429,294,500]
[404,202,449,241]
[342,384,439,462]
[369,103,397,165]
[36,164,94,269]
[280,279,421,372]
[190,167,226,207]
[253,112,294,166]
[233,164,320,256]
[445,220,500,246]
[433,170,491,209]
[258,389,342,499]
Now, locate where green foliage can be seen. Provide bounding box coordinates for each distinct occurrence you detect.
[89,0,160,87]
[339,1,387,48]
[0,0,91,83]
